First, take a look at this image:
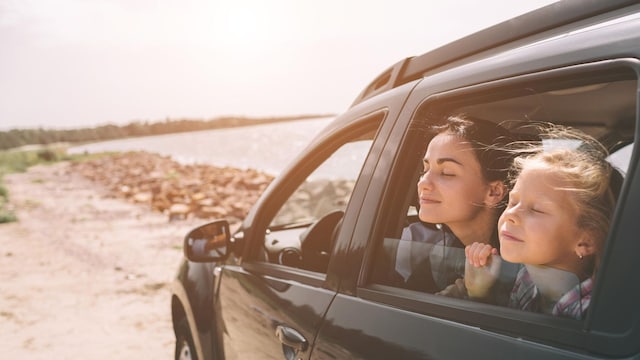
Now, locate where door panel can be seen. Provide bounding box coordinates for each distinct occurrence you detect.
[313,294,590,359]
[215,112,386,359]
[218,265,334,359]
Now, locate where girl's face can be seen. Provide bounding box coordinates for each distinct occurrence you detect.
[498,165,587,272]
[417,132,494,229]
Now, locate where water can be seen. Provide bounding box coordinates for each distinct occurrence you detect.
[68,117,333,175]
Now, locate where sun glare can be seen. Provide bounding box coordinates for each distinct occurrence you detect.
[210,2,280,54]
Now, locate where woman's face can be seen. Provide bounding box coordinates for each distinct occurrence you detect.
[417,132,493,229]
[497,166,585,272]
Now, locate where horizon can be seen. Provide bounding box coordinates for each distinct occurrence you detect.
[0,112,336,132]
[1,0,557,131]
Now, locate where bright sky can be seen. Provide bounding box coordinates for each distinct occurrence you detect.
[0,0,558,130]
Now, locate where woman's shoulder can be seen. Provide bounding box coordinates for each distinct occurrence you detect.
[402,222,461,246]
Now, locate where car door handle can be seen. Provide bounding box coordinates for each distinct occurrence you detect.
[275,325,308,352]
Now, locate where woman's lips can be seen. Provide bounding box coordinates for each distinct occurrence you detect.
[419,197,440,205]
[500,230,523,242]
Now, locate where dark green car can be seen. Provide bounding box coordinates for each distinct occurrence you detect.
[171,1,640,358]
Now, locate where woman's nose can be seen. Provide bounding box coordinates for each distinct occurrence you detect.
[417,171,433,191]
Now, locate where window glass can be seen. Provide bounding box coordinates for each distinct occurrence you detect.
[270,140,371,228]
[607,142,633,175]
[263,135,375,273]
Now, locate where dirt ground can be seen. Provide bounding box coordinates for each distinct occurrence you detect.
[0,162,206,359]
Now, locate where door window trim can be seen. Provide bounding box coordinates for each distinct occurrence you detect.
[238,111,387,288]
[358,58,640,355]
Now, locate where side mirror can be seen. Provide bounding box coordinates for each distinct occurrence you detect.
[184,220,230,262]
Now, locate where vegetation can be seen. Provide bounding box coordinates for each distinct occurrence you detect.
[0,114,333,151]
[0,144,114,223]
[1,146,59,174]
[0,181,15,223]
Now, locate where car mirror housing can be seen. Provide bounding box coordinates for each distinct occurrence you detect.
[184,220,230,262]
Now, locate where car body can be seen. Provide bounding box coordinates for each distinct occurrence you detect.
[171,1,640,359]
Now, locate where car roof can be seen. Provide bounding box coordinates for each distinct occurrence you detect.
[350,0,639,107]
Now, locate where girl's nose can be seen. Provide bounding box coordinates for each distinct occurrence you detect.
[502,204,519,224]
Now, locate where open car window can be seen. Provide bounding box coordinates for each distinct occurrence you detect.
[366,60,636,334]
[375,232,587,314]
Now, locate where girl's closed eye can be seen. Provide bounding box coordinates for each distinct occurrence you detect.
[530,206,546,214]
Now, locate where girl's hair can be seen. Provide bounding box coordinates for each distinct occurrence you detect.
[511,125,618,255]
[430,114,516,184]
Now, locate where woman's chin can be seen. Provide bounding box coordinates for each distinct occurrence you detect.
[418,213,440,224]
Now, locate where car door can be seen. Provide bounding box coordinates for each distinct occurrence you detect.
[313,59,640,358]
[213,111,387,359]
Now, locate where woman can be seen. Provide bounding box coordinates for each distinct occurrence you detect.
[395,114,515,292]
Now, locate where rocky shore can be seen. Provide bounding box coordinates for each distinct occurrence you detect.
[69,151,274,222]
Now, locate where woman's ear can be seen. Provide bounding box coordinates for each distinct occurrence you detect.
[484,180,506,207]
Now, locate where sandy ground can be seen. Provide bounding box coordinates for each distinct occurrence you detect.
[0,162,206,359]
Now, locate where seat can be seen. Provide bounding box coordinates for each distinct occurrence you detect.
[299,210,344,273]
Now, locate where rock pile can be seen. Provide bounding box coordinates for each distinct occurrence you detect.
[69,151,274,222]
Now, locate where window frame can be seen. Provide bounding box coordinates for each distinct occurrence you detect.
[238,110,387,285]
[357,59,640,354]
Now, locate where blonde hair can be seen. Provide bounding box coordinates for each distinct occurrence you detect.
[510,126,618,256]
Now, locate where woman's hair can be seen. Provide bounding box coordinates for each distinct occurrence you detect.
[430,114,515,184]
[511,125,618,255]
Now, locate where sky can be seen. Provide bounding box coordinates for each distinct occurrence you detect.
[0,0,558,131]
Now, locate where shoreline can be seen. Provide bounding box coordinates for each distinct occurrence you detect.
[69,151,274,222]
[0,114,335,152]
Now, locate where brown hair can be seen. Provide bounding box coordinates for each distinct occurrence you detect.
[430,114,515,184]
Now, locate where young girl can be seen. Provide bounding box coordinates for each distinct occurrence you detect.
[465,126,618,319]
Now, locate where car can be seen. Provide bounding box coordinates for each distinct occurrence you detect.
[170,1,640,359]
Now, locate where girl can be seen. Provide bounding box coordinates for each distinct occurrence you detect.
[465,126,618,319]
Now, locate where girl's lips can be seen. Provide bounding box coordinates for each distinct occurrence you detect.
[500,230,523,242]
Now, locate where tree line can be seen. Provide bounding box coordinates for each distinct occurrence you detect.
[0,114,333,151]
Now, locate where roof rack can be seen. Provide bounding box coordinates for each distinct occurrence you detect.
[350,0,639,107]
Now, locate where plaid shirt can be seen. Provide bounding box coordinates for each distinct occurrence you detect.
[398,223,465,291]
[510,266,592,320]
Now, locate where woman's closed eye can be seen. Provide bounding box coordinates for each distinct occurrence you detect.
[420,162,456,177]
[420,169,455,177]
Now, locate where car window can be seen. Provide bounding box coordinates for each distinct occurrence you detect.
[261,123,379,274]
[366,62,636,337]
[607,142,633,175]
[270,140,371,228]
